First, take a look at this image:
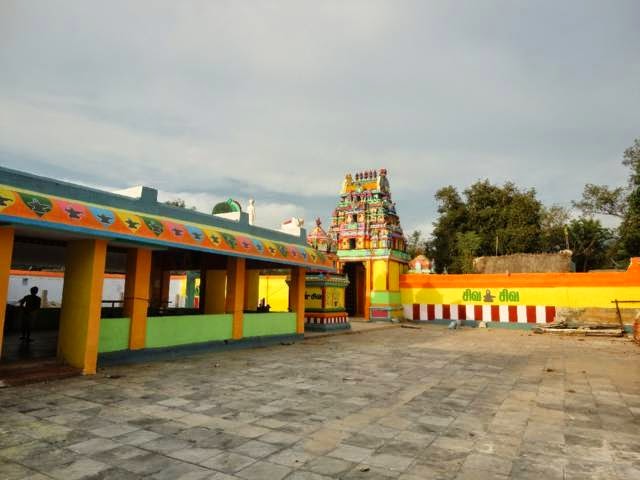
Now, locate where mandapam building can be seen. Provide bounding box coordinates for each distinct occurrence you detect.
[0,166,333,374]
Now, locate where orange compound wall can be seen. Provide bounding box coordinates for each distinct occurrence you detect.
[400,258,640,325]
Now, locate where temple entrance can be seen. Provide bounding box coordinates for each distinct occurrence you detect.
[343,262,366,317]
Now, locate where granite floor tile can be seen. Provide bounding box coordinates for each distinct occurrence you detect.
[0,327,637,479]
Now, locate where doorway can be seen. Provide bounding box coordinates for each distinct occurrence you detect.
[1,238,67,363]
[343,262,366,318]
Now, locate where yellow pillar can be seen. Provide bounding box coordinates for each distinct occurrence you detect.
[290,267,306,334]
[204,270,227,314]
[0,227,15,359]
[58,239,107,374]
[124,248,151,350]
[244,270,260,311]
[364,260,372,321]
[226,257,245,339]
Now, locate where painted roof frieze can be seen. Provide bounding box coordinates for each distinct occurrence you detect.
[0,184,333,270]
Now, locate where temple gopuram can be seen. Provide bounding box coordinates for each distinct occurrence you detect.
[330,169,410,320]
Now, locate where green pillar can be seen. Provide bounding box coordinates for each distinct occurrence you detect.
[186,270,199,308]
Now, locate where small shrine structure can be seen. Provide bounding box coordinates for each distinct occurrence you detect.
[409,255,432,274]
[330,169,409,320]
[302,218,350,331]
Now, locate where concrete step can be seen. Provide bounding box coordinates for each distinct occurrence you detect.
[0,359,81,387]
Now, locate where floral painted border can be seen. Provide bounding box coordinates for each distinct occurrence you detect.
[0,184,333,270]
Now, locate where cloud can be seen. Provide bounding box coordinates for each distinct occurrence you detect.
[1,0,638,236]
[156,189,306,231]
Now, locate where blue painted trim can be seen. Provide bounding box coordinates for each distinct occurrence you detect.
[97,333,304,366]
[0,214,333,271]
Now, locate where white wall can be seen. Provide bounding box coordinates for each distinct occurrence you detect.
[8,274,125,307]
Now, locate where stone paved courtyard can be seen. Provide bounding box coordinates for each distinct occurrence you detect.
[1,326,639,480]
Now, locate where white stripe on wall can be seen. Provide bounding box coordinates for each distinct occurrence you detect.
[466,304,475,321]
[499,305,509,322]
[517,305,528,323]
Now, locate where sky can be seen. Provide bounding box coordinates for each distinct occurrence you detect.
[1,1,639,236]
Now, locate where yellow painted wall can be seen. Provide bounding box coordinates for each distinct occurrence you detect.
[325,286,345,309]
[401,286,640,310]
[258,275,289,312]
[389,261,400,291]
[204,270,226,314]
[372,260,388,291]
[304,286,323,309]
[245,270,260,311]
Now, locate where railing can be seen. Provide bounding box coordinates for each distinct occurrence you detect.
[611,299,640,330]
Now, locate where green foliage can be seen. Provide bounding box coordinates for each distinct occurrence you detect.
[572,184,626,218]
[573,137,640,260]
[454,231,482,273]
[567,218,613,272]
[464,181,543,255]
[622,138,640,185]
[424,138,640,272]
[406,230,425,258]
[619,139,640,257]
[428,186,466,273]
[540,205,570,252]
[429,180,543,273]
[165,198,196,211]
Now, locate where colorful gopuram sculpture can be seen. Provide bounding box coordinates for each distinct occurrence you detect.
[303,218,350,330]
[330,169,410,320]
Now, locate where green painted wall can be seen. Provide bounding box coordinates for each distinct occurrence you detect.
[146,314,233,348]
[243,312,297,338]
[98,317,131,353]
[370,291,401,305]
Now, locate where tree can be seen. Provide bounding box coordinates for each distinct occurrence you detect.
[619,138,640,258]
[453,231,482,273]
[540,205,570,252]
[429,180,544,273]
[574,137,640,261]
[572,184,626,218]
[165,198,197,211]
[429,186,467,273]
[406,230,425,258]
[465,180,543,255]
[567,218,612,272]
